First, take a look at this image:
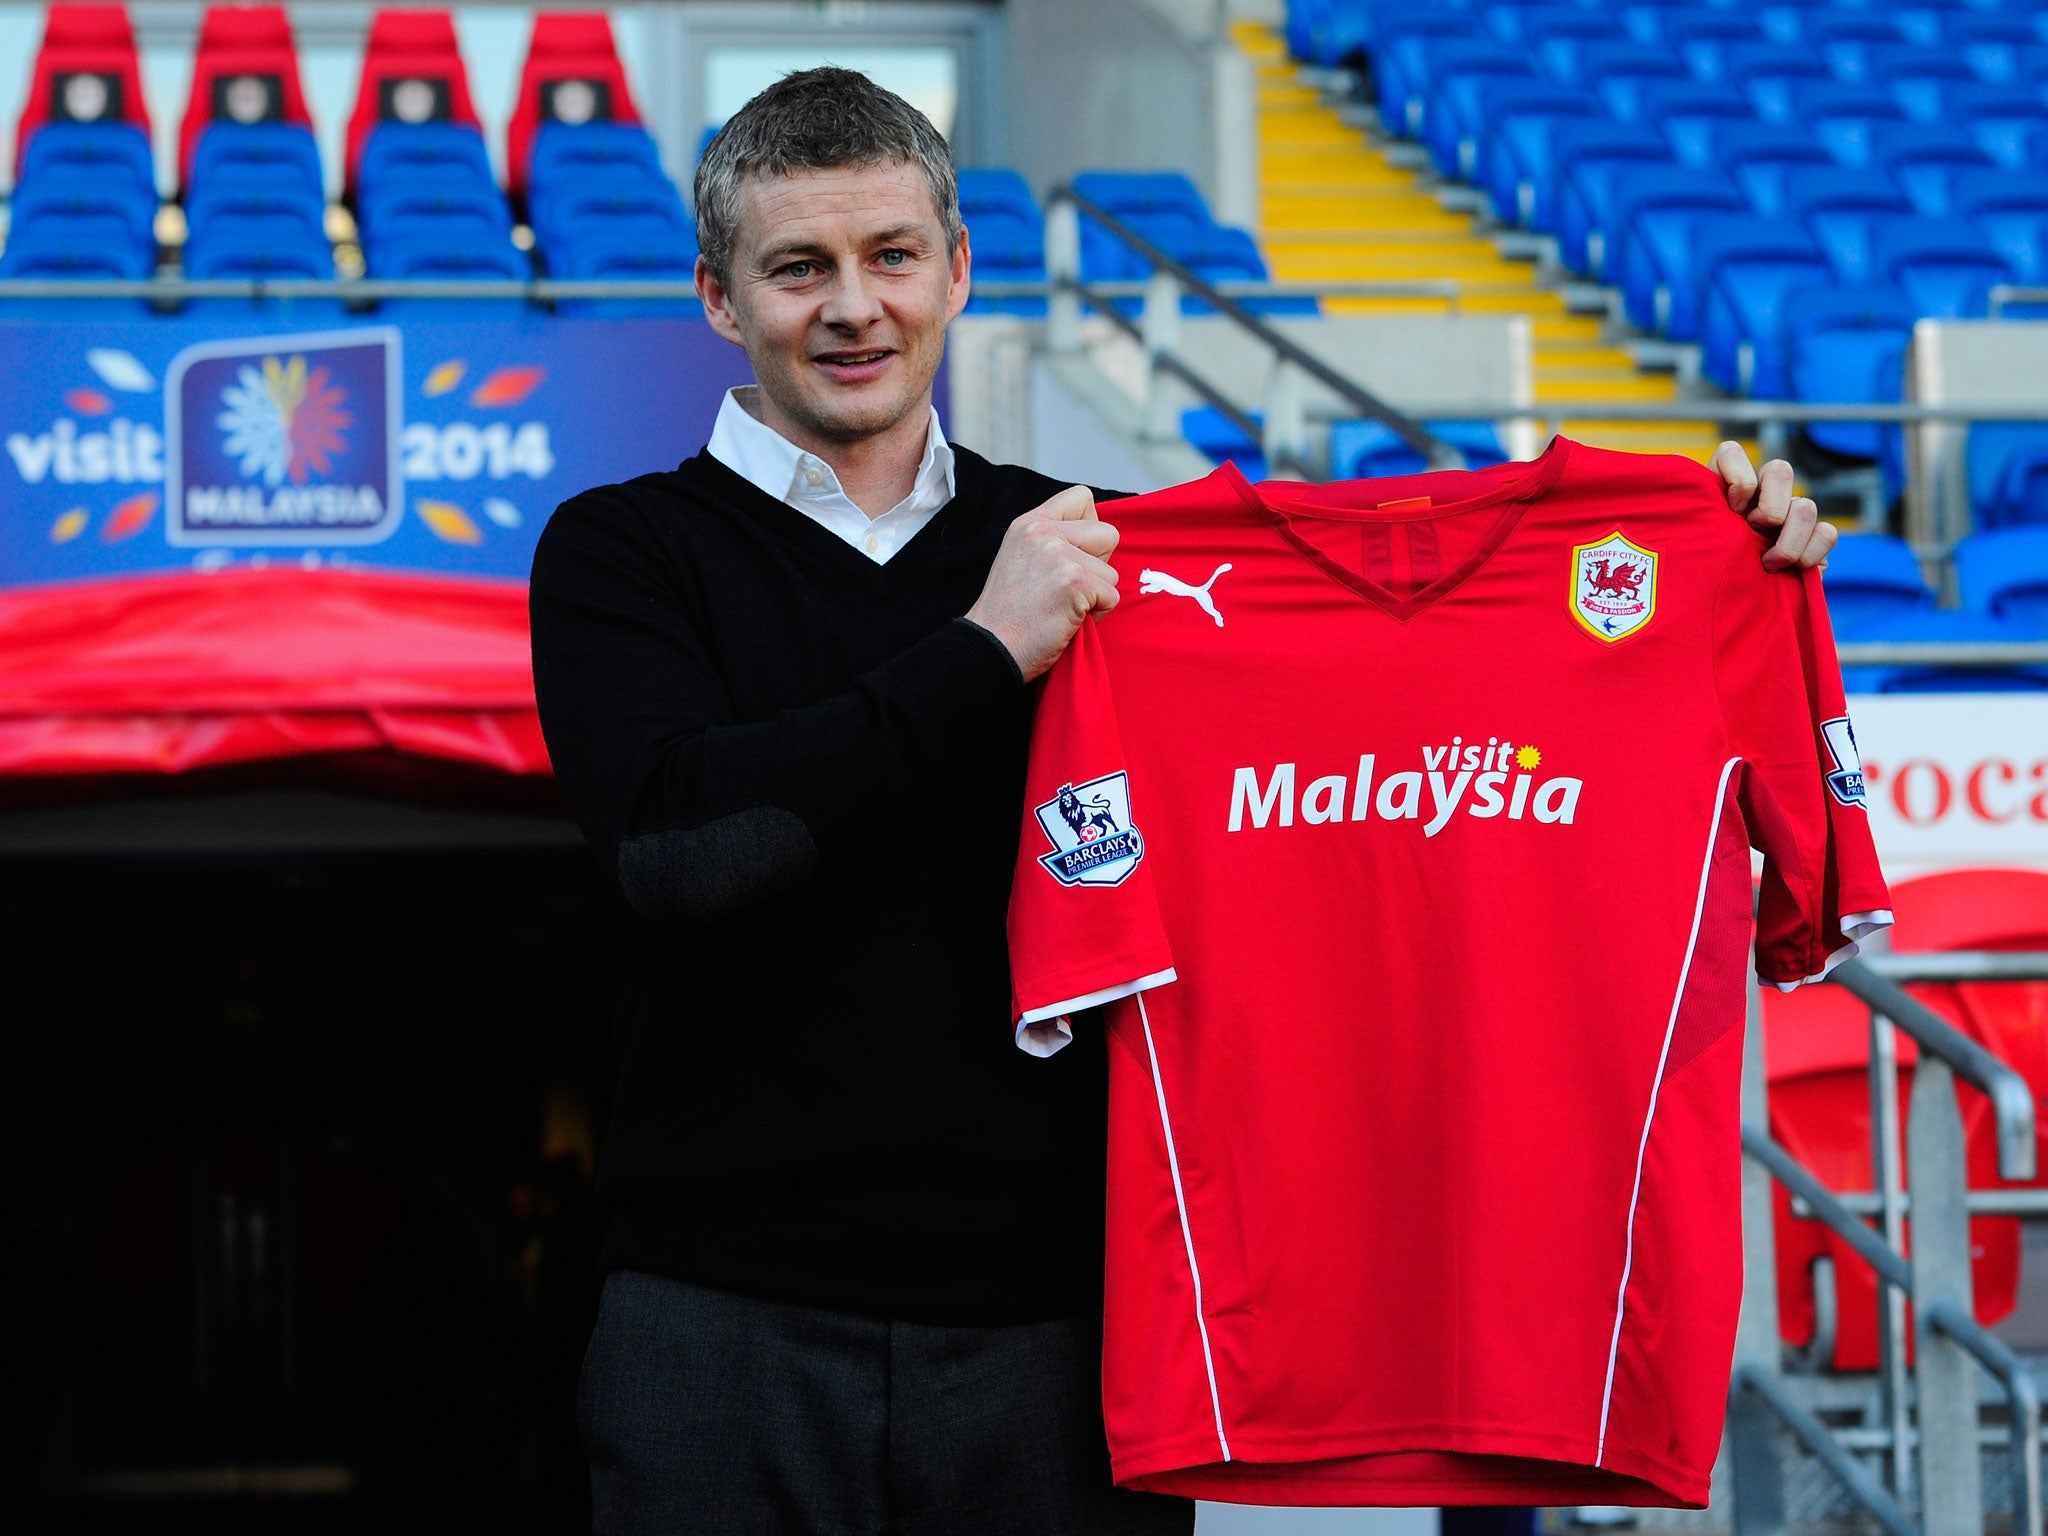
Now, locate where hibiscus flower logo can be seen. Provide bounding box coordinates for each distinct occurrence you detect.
[216,353,353,487]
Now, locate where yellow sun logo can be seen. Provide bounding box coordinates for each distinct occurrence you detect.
[1516,745,1543,770]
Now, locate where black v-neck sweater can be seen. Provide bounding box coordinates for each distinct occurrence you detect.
[530,447,1124,1324]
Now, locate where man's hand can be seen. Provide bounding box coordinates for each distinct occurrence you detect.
[967,486,1120,682]
[1711,440,1839,573]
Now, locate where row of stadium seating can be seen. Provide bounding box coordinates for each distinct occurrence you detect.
[1283,0,2048,542]
[1,4,1293,320]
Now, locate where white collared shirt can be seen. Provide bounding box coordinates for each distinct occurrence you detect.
[706,386,956,564]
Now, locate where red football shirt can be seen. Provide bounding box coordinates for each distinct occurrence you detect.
[1006,440,1891,1507]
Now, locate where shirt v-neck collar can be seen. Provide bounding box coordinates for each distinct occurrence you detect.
[1215,438,1574,621]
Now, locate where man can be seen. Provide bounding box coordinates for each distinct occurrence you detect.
[529,68,1834,1536]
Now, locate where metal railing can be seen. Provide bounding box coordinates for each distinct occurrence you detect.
[1735,952,2048,1536]
[1040,184,1465,473]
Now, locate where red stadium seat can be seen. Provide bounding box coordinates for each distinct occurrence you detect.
[176,4,315,190]
[1763,869,2048,1370]
[505,11,643,199]
[12,3,151,179]
[343,7,484,196]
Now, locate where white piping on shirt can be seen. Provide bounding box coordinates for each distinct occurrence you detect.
[1597,755,1742,1465]
[1138,989,1232,1464]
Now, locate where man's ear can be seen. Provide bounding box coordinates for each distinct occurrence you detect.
[943,223,973,325]
[697,255,747,348]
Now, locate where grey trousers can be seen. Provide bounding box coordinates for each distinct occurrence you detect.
[580,1269,1195,1536]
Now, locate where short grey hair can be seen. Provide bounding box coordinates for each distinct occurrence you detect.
[693,66,961,286]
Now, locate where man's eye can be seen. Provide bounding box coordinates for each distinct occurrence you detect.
[879,249,908,268]
[783,261,813,279]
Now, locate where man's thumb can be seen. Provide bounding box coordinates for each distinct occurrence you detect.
[1042,485,1097,522]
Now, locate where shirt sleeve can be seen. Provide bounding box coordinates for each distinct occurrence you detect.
[1713,548,1894,990]
[1006,617,1177,1056]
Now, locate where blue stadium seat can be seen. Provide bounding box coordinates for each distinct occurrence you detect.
[1956,527,2048,633]
[1528,25,1643,88]
[190,123,322,190]
[11,183,155,254]
[1610,168,1746,335]
[1804,11,1912,80]
[1660,11,1766,82]
[20,121,154,201]
[362,182,514,243]
[1552,122,1674,272]
[357,123,495,202]
[1697,121,1832,213]
[1471,80,1599,222]
[1625,81,1757,166]
[371,231,529,319]
[1574,42,1691,120]
[1840,611,2048,693]
[1951,170,2048,285]
[1924,85,2048,169]
[1329,419,1506,480]
[1933,14,2042,83]
[1785,168,1915,285]
[1862,47,1983,122]
[1970,425,2048,530]
[1852,124,1994,216]
[0,227,151,278]
[1775,82,1907,160]
[1481,5,1617,50]
[1867,216,2014,317]
[1073,171,1212,223]
[1415,40,1534,165]
[529,122,664,189]
[555,227,699,316]
[1180,405,1267,482]
[1372,13,1488,134]
[1698,221,1835,394]
[958,168,1041,227]
[1717,43,1832,122]
[183,213,332,279]
[1750,0,1848,48]
[528,165,680,246]
[185,181,326,240]
[1783,284,1916,464]
[1529,8,1630,76]
[1818,533,1935,636]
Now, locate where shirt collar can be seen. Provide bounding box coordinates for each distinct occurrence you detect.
[707,385,955,517]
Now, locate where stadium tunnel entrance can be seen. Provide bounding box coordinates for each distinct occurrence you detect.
[1,790,609,1533]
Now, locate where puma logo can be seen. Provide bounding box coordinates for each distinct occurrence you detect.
[1138,562,1231,627]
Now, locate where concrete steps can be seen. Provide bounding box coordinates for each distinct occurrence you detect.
[1236,19,1747,465]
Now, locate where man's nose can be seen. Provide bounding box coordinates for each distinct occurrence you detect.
[819,264,887,329]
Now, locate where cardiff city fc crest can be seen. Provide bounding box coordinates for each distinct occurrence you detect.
[1570,531,1658,643]
[1035,772,1146,887]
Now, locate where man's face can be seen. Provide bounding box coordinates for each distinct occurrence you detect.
[698,160,972,449]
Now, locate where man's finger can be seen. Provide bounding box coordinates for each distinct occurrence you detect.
[1713,440,1759,513]
[1039,485,1097,522]
[1747,459,1796,530]
[1058,519,1119,558]
[1762,496,1822,572]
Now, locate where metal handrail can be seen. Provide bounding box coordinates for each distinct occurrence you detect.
[0,277,706,300]
[1736,1365,1920,1536]
[1045,184,1460,466]
[1991,285,2048,319]
[1863,952,2048,983]
[1834,642,2048,667]
[1744,1124,1913,1290]
[1832,959,2038,1182]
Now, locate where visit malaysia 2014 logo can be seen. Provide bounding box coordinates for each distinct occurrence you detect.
[165,329,403,546]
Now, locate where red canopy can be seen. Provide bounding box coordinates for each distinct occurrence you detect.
[0,570,550,783]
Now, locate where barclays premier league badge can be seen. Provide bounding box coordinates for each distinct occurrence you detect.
[165,328,403,546]
[1035,772,1146,887]
[1570,531,1658,643]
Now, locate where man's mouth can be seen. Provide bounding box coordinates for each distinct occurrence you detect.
[813,348,896,379]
